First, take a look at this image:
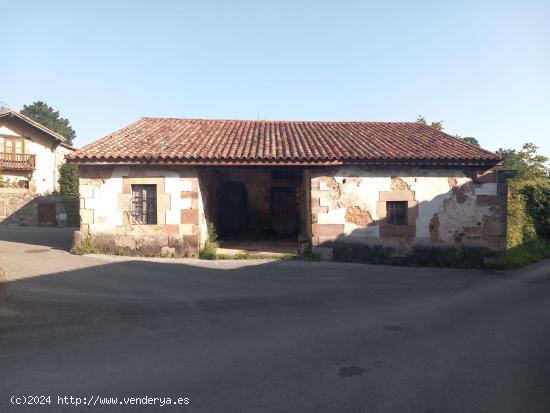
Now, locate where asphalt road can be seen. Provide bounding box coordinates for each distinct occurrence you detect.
[1,227,550,413]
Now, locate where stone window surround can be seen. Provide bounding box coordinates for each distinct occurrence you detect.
[118,177,171,226]
[377,190,418,237]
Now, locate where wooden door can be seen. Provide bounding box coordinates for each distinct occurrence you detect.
[272,188,297,235]
[38,203,56,225]
[219,182,248,235]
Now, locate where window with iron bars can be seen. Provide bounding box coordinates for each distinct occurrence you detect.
[386,201,408,225]
[131,184,157,224]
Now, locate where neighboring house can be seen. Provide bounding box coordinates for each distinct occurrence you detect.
[68,118,510,259]
[0,109,75,193]
[0,109,77,226]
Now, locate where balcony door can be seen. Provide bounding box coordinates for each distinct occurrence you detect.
[4,137,25,157]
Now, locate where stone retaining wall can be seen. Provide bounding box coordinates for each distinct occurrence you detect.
[0,187,78,226]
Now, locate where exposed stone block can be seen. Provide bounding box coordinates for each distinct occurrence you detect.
[482,217,506,237]
[474,170,497,184]
[117,193,132,211]
[312,246,333,260]
[312,223,345,236]
[379,190,415,201]
[345,206,373,226]
[319,197,330,207]
[80,208,94,224]
[379,224,416,237]
[161,224,180,235]
[181,208,199,224]
[161,246,176,257]
[474,183,498,196]
[115,235,136,249]
[391,176,411,191]
[476,195,500,207]
[181,190,198,199]
[79,185,94,198]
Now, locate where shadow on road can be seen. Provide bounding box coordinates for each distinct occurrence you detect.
[0,226,74,250]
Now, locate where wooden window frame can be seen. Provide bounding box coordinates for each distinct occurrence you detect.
[131,184,158,225]
[1,135,25,154]
[386,201,408,225]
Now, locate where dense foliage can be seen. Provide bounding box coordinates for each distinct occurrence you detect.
[58,163,80,198]
[58,163,80,227]
[497,143,549,180]
[521,180,550,241]
[21,101,76,145]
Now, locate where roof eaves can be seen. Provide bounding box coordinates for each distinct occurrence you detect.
[0,109,66,142]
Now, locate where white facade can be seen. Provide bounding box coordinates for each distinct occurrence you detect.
[0,114,75,194]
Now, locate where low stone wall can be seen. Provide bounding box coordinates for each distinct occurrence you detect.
[0,188,78,227]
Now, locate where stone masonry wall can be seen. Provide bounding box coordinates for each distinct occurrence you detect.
[75,165,205,257]
[310,166,508,257]
[0,187,77,226]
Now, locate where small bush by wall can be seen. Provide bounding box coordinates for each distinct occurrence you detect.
[199,223,218,260]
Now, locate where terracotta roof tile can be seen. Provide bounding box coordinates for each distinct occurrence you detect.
[68,118,502,165]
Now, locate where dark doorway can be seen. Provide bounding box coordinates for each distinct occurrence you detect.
[272,188,297,235]
[219,181,248,235]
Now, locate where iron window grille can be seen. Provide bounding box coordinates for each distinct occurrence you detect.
[386,201,408,225]
[131,184,157,224]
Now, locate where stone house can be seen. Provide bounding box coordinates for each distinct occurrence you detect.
[0,109,76,225]
[68,118,508,259]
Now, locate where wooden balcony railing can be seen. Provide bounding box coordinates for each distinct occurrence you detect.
[0,153,36,171]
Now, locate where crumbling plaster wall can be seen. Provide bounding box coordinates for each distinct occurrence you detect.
[310,166,506,252]
[76,165,205,257]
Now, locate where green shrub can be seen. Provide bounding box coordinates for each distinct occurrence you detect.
[199,222,218,260]
[58,163,79,198]
[73,236,97,255]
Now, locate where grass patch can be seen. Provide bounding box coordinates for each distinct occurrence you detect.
[281,250,321,261]
[507,240,550,267]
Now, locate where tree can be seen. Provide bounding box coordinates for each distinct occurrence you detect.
[459,137,480,147]
[416,115,444,131]
[21,101,76,145]
[416,116,482,147]
[496,143,549,180]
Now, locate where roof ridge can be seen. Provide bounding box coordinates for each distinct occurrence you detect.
[139,117,419,125]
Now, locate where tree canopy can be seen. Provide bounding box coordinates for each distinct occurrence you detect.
[496,143,549,180]
[416,116,480,147]
[416,115,443,131]
[21,101,76,145]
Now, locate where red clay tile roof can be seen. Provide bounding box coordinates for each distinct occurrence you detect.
[68,118,502,165]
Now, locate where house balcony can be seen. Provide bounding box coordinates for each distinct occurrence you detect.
[0,153,36,171]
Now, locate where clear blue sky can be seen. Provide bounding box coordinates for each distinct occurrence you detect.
[1,0,548,156]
